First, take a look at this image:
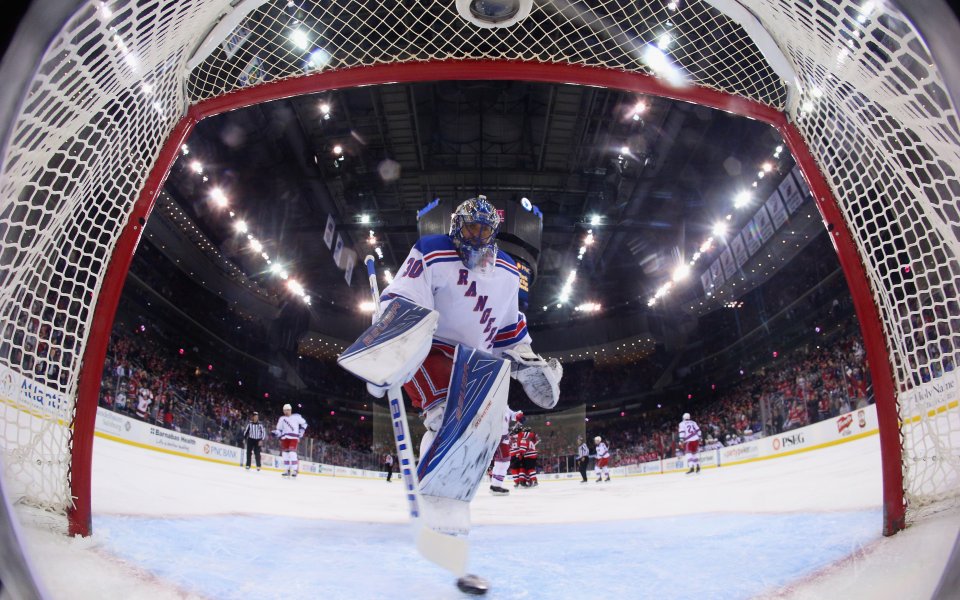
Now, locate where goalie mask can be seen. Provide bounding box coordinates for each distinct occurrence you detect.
[450,195,501,275]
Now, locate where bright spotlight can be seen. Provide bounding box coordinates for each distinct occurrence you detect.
[320,103,331,114]
[620,145,630,155]
[384,269,394,283]
[190,160,203,174]
[235,220,249,234]
[641,44,689,88]
[210,187,228,208]
[270,263,282,274]
[590,214,601,226]
[289,28,310,50]
[287,280,304,295]
[672,264,691,282]
[657,32,673,50]
[733,191,753,209]
[359,301,376,313]
[307,48,330,70]
[333,145,343,155]
[712,221,728,237]
[359,214,370,224]
[250,239,263,253]
[761,162,774,173]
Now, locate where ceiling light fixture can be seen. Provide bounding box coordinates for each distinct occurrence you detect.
[210,187,228,208]
[289,28,310,50]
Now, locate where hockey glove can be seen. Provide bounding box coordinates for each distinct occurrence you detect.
[502,344,562,409]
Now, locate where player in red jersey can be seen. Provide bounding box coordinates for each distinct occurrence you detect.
[517,426,540,487]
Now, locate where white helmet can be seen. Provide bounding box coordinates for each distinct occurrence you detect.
[283,403,292,412]
[683,412,690,421]
[594,436,602,444]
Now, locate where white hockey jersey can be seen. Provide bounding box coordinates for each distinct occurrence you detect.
[596,441,610,459]
[275,413,308,440]
[679,419,701,443]
[379,234,532,355]
[501,407,520,436]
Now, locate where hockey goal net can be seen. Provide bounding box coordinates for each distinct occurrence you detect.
[0,0,957,537]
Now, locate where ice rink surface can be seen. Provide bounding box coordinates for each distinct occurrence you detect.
[15,433,960,599]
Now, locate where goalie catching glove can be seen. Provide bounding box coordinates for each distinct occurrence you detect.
[502,344,563,409]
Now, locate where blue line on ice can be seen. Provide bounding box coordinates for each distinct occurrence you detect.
[93,510,881,599]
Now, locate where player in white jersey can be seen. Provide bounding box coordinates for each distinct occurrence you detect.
[371,196,561,438]
[679,412,702,474]
[273,403,307,477]
[377,198,559,413]
[338,196,562,537]
[135,386,153,419]
[594,436,610,482]
[489,408,522,495]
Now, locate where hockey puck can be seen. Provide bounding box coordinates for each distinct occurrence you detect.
[456,574,489,595]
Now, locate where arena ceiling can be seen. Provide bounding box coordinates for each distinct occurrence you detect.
[160,79,797,335]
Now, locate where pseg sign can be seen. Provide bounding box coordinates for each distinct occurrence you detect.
[771,432,806,452]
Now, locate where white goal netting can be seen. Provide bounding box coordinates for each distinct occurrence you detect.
[0,0,958,532]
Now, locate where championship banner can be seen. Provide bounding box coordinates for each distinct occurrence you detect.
[781,168,807,214]
[323,213,336,249]
[700,269,715,296]
[742,220,762,255]
[752,205,776,242]
[344,251,357,286]
[765,189,789,228]
[720,247,737,280]
[730,233,749,267]
[333,233,344,265]
[709,259,725,288]
[238,55,263,88]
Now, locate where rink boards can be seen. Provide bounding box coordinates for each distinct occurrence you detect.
[90,403,884,482]
[94,408,386,480]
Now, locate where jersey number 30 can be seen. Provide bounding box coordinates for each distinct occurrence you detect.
[401,258,424,278]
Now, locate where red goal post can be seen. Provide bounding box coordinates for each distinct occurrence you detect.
[0,0,957,539]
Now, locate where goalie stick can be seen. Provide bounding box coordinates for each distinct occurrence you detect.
[362,255,474,581]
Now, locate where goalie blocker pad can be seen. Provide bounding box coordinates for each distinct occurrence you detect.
[418,345,510,509]
[337,297,439,387]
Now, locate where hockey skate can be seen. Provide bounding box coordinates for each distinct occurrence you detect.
[596,476,602,483]
[685,467,695,475]
[696,464,701,473]
[489,485,510,496]
[604,475,610,482]
[282,470,291,477]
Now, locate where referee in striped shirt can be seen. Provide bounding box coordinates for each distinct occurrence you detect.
[242,412,266,471]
